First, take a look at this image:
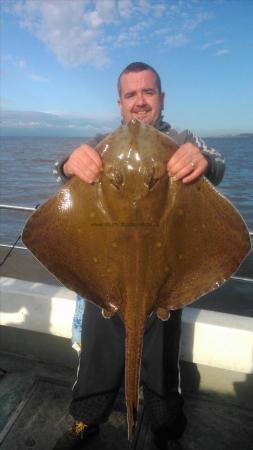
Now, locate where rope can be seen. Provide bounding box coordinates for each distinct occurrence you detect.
[0,234,22,267]
[0,204,40,267]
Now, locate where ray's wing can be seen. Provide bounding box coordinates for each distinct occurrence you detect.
[156,177,251,312]
[22,175,124,314]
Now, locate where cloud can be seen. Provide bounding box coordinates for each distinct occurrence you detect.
[199,40,230,57]
[216,49,230,56]
[1,109,120,136]
[183,11,213,31]
[153,3,167,17]
[1,54,49,81]
[114,21,149,47]
[117,0,136,18]
[165,33,189,48]
[201,40,224,51]
[151,4,213,49]
[28,73,49,82]
[5,1,217,66]
[6,0,116,68]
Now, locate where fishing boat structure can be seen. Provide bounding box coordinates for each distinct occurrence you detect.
[0,204,253,449]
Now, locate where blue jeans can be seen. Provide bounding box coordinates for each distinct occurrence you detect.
[72,294,86,347]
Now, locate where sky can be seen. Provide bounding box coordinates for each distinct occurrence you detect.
[1,0,253,137]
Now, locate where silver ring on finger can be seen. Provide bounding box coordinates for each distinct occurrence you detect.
[191,159,196,170]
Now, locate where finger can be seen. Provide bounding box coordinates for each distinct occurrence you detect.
[169,161,196,181]
[182,166,204,184]
[83,145,103,167]
[181,156,208,182]
[167,156,194,177]
[75,151,102,174]
[73,166,100,184]
[168,143,198,163]
[68,156,101,183]
[78,154,102,174]
[167,148,200,176]
[70,145,102,171]
[84,164,103,182]
[167,152,185,174]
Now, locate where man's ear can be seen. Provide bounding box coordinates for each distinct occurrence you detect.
[118,97,123,116]
[161,91,165,111]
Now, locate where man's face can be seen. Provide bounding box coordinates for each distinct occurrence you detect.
[118,70,164,126]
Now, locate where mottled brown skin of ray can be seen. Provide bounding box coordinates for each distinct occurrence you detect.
[22,120,251,440]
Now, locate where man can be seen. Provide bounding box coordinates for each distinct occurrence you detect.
[54,62,225,449]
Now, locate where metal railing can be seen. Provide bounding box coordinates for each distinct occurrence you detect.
[1,203,252,282]
[0,204,36,212]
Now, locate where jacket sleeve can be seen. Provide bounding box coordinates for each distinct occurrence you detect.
[184,130,225,186]
[53,133,107,184]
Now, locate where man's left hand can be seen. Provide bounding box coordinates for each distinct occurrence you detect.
[167,143,208,184]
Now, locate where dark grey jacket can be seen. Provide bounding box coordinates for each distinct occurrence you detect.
[53,120,225,186]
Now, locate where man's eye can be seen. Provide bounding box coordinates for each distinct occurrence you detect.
[125,93,135,99]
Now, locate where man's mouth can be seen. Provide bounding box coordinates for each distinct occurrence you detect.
[132,111,150,120]
[133,110,149,115]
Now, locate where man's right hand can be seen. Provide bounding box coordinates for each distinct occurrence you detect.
[63,145,102,183]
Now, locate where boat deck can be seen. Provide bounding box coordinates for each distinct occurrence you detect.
[0,350,253,450]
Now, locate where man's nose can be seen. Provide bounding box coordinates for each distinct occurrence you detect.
[136,92,146,106]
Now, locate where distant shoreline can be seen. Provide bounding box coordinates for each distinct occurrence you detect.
[204,133,253,139]
[1,133,253,139]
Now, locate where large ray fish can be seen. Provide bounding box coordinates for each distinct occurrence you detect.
[22,120,251,439]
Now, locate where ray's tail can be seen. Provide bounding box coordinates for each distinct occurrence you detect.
[125,315,145,441]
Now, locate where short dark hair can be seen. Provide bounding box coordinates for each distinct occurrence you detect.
[117,62,162,95]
